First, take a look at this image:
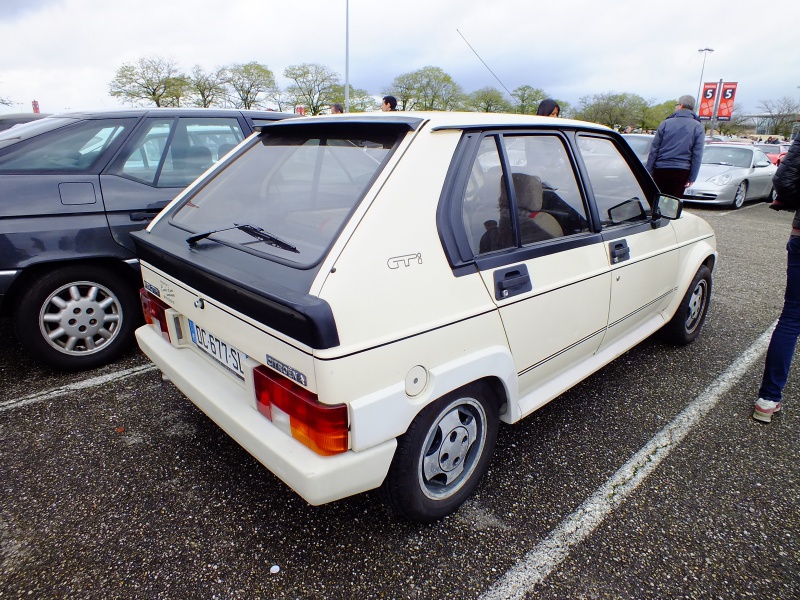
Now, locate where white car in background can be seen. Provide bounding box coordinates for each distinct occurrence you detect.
[133,112,717,522]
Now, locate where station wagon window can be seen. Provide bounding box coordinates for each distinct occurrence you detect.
[464,133,589,255]
[577,136,650,227]
[0,119,134,173]
[108,117,244,187]
[171,128,400,266]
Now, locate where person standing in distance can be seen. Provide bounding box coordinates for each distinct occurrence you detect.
[381,96,398,111]
[331,103,344,114]
[646,95,704,198]
[753,134,800,423]
[536,98,560,117]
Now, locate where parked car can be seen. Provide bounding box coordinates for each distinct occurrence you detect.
[0,112,51,132]
[0,107,291,370]
[684,143,777,209]
[754,143,789,166]
[621,133,654,163]
[134,112,716,522]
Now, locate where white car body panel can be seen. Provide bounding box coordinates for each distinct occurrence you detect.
[134,112,717,510]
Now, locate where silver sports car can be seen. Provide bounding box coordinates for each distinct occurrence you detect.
[684,144,777,209]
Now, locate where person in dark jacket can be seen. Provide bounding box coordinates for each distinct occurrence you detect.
[646,95,705,198]
[754,134,800,422]
[536,98,560,117]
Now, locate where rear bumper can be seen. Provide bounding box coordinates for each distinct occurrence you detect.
[135,324,397,505]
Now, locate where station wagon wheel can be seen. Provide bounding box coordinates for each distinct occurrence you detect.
[382,383,498,522]
[662,265,712,345]
[731,181,747,209]
[14,266,140,371]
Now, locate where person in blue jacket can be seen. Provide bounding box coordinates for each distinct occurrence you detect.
[646,95,704,198]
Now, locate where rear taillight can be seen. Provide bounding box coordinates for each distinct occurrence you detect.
[253,366,348,456]
[140,288,171,342]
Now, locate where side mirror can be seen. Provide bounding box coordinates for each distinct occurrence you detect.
[654,194,682,220]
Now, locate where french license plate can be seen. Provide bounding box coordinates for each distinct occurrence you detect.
[188,319,247,379]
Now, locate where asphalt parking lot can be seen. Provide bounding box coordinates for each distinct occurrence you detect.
[1,202,798,599]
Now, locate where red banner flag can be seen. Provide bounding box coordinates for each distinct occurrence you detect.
[698,83,717,120]
[716,82,738,121]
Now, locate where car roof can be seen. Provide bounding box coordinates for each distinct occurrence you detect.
[51,107,292,120]
[256,110,613,133]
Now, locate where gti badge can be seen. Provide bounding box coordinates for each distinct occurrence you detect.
[387,253,422,269]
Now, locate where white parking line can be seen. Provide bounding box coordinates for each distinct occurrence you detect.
[716,202,766,217]
[0,363,157,413]
[480,322,776,600]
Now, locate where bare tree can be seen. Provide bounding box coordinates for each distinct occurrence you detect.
[109,56,186,107]
[189,65,228,108]
[226,62,277,109]
[284,63,340,116]
[758,97,800,138]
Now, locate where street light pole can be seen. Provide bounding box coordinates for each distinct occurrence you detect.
[696,48,714,112]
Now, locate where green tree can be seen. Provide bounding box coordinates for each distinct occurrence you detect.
[575,92,651,129]
[386,66,463,111]
[510,85,547,114]
[226,62,277,109]
[464,87,511,113]
[109,56,187,107]
[284,63,340,116]
[188,65,228,108]
[328,85,378,113]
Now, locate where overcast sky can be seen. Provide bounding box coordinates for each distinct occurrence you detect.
[1,0,798,116]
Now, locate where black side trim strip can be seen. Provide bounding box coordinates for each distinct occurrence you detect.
[607,287,677,329]
[133,232,340,349]
[518,327,607,376]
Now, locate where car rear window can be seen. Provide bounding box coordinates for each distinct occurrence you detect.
[170,126,402,266]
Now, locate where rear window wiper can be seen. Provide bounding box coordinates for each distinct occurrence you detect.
[187,223,299,253]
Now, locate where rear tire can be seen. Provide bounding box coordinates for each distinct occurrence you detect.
[13,265,140,371]
[382,383,498,522]
[662,265,711,345]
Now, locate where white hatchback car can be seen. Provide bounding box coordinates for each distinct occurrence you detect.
[133,112,716,522]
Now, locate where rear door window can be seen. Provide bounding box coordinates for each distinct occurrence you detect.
[107,117,244,187]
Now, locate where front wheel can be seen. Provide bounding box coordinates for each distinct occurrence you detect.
[382,383,498,522]
[662,265,712,345]
[731,181,747,209]
[13,265,141,371]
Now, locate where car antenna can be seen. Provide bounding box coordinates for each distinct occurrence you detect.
[456,29,513,97]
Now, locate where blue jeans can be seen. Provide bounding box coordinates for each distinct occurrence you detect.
[759,236,800,402]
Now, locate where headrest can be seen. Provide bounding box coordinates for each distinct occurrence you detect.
[500,173,543,213]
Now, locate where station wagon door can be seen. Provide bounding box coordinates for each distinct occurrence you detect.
[462,133,611,408]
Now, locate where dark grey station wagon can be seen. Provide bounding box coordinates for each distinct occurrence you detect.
[0,108,290,370]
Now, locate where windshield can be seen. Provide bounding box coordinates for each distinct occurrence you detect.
[171,126,401,266]
[756,144,780,154]
[701,146,752,168]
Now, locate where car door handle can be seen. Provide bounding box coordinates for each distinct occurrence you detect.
[130,201,170,221]
[609,240,630,264]
[493,264,532,300]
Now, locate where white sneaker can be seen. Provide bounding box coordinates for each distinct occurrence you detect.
[753,398,782,423]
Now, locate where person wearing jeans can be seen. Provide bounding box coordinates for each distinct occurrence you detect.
[755,134,800,423]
